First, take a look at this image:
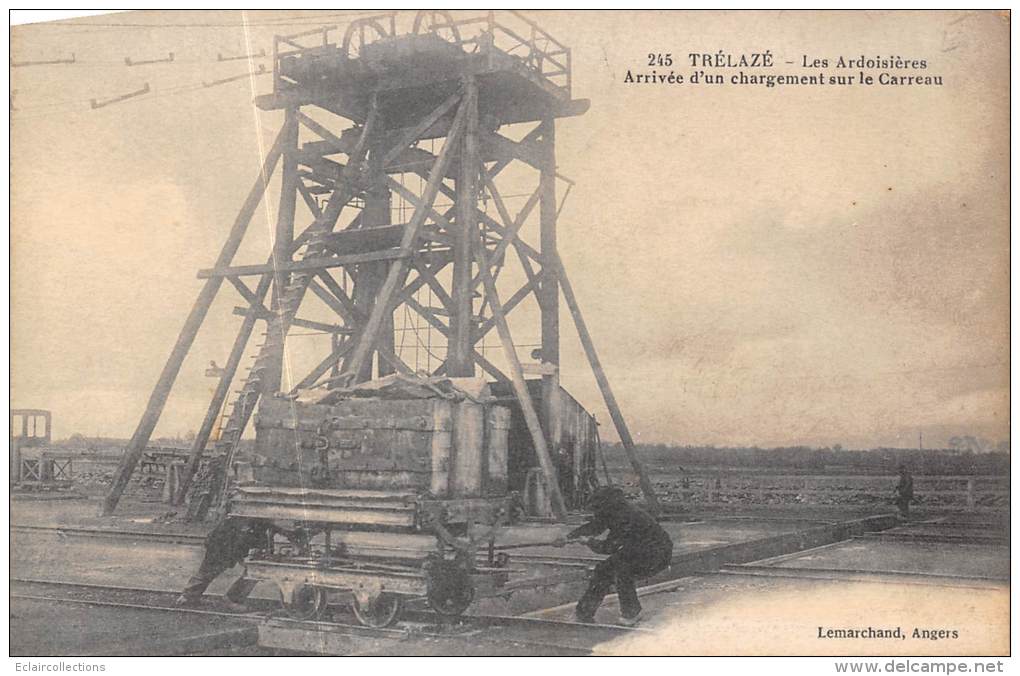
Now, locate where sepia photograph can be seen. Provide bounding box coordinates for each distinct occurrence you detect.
[8,8,1011,662]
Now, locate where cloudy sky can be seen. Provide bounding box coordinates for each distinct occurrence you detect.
[11,10,1009,449]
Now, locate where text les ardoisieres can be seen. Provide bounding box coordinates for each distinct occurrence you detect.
[689,51,774,68]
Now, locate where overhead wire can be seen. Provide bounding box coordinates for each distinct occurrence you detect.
[10,11,391,116]
[11,68,272,118]
[14,10,382,30]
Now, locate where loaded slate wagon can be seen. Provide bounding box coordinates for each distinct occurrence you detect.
[231,376,517,626]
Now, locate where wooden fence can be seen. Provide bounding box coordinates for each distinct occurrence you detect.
[621,473,1010,512]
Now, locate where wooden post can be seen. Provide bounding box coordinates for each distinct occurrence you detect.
[264,109,300,393]
[352,146,393,381]
[102,125,287,516]
[537,118,561,487]
[343,95,467,383]
[448,76,478,377]
[473,235,567,520]
[163,463,180,504]
[554,254,661,515]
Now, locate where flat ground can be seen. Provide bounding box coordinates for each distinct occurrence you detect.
[9,496,1008,656]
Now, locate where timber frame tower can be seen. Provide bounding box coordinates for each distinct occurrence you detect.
[103,11,658,519]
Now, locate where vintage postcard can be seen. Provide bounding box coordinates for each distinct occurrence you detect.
[9,9,1010,663]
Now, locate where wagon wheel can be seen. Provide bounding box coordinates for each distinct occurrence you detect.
[279,585,328,621]
[351,593,403,628]
[341,18,390,59]
[427,579,474,616]
[411,11,462,45]
[425,557,474,616]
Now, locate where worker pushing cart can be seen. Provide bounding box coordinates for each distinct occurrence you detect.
[556,486,673,626]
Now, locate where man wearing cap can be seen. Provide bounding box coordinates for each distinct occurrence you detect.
[557,486,673,626]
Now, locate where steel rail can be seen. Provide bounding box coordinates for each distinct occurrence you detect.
[12,577,644,637]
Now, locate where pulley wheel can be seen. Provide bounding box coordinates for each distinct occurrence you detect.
[280,585,328,621]
[351,593,402,628]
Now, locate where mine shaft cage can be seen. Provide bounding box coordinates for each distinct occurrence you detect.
[104,10,658,520]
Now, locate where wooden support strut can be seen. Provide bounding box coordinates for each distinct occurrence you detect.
[341,92,469,383]
[472,232,567,520]
[554,253,661,515]
[102,121,289,516]
[306,274,414,380]
[176,270,273,505]
[538,119,560,482]
[449,76,478,377]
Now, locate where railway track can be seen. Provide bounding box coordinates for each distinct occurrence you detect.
[11,577,644,655]
[11,523,206,545]
[11,523,601,568]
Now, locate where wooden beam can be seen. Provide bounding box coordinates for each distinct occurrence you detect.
[472,234,567,519]
[198,250,405,278]
[473,276,540,343]
[555,254,661,515]
[394,257,451,307]
[410,260,454,311]
[449,76,478,378]
[380,91,463,169]
[468,183,540,295]
[411,168,541,266]
[291,338,354,391]
[231,307,350,336]
[354,169,394,381]
[296,110,348,153]
[537,119,560,466]
[308,277,356,322]
[469,351,512,385]
[476,208,543,264]
[483,123,546,181]
[384,175,454,230]
[404,294,450,334]
[377,348,415,377]
[176,271,272,505]
[341,92,468,383]
[297,182,322,218]
[404,298,508,385]
[267,108,300,392]
[257,86,591,129]
[480,130,550,173]
[311,272,412,378]
[226,275,263,308]
[102,120,289,516]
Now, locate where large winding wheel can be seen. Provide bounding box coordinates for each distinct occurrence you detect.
[341,17,392,59]
[411,11,462,45]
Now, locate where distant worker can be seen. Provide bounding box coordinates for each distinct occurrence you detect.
[557,486,673,626]
[895,465,914,518]
[176,516,294,610]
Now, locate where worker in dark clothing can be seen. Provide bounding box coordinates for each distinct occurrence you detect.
[175,516,275,610]
[557,486,673,626]
[895,465,914,518]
